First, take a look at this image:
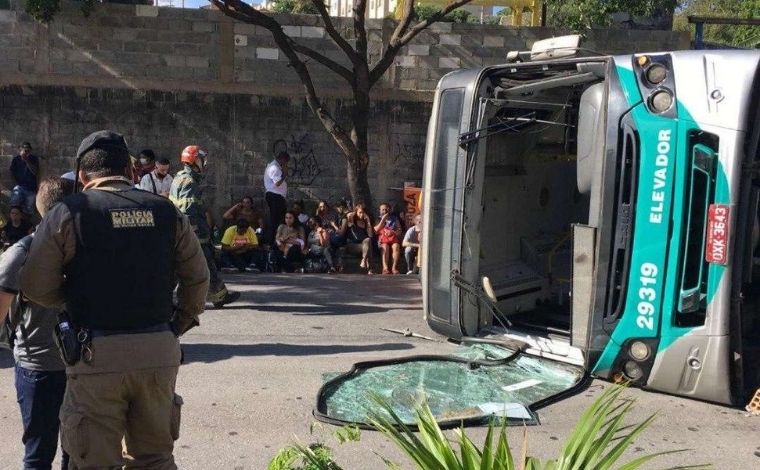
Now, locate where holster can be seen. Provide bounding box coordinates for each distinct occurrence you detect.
[53,312,83,366]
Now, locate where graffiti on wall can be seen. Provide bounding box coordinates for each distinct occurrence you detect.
[273,134,323,187]
[393,142,425,167]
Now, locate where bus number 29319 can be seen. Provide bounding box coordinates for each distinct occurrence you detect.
[636,262,659,331]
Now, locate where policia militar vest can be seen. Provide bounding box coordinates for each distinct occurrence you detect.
[63,188,177,330]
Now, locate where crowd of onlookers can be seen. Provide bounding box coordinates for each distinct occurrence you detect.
[2,142,423,276]
[218,196,423,275]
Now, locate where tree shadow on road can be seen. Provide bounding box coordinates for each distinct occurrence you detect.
[181,342,415,364]
[225,303,391,315]
[227,274,423,306]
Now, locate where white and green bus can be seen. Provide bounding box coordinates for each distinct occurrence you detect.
[421,43,760,406]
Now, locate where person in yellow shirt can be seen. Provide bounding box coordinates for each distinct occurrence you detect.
[221,218,261,272]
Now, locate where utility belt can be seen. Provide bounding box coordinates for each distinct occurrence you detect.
[54,312,173,366]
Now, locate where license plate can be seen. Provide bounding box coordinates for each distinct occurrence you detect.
[705,204,730,265]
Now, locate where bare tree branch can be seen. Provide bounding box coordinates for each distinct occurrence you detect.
[289,43,353,82]
[369,0,473,85]
[310,0,361,67]
[354,0,369,62]
[391,0,416,46]
[211,0,359,158]
[212,0,352,81]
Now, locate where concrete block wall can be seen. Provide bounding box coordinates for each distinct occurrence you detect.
[0,85,430,220]
[0,1,689,217]
[0,1,689,94]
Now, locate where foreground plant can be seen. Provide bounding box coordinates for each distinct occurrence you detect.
[270,385,711,469]
[268,424,361,470]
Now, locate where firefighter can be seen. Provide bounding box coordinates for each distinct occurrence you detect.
[169,145,240,308]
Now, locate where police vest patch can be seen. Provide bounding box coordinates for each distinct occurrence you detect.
[110,209,156,228]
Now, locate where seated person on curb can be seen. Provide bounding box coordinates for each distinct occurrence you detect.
[345,203,374,274]
[223,196,263,232]
[306,216,337,273]
[221,218,262,272]
[275,211,306,272]
[1,206,34,248]
[292,200,309,226]
[315,200,336,228]
[374,202,403,275]
[403,214,422,275]
[329,199,349,248]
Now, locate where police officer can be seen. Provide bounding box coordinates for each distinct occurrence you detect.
[20,131,210,469]
[169,145,240,308]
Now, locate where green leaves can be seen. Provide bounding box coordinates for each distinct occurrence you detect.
[270,384,711,469]
[673,0,760,48]
[25,0,60,23]
[545,0,679,31]
[333,425,361,444]
[368,393,517,470]
[370,384,711,470]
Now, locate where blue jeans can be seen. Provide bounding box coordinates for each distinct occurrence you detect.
[15,365,69,470]
[10,186,37,214]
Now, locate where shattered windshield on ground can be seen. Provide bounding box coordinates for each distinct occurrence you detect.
[315,341,586,428]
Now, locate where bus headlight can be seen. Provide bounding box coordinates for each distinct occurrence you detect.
[629,341,650,361]
[645,64,668,85]
[623,361,644,381]
[650,89,674,113]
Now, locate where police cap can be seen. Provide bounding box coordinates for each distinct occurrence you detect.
[76,130,129,160]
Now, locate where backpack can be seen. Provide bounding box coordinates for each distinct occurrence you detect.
[304,256,330,274]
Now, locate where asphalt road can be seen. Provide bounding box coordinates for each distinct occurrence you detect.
[0,273,758,469]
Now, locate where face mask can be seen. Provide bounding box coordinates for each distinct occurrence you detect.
[139,158,150,165]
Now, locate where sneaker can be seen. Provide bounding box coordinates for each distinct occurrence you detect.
[212,291,241,308]
[406,270,414,275]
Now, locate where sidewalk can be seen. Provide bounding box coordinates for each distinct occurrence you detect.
[0,273,757,468]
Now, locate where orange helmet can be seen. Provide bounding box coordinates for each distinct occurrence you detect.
[180,145,207,167]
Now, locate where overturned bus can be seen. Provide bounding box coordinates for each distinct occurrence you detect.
[420,44,760,406]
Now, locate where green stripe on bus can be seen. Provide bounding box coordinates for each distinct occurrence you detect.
[593,60,728,375]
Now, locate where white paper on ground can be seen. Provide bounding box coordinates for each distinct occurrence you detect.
[502,378,543,392]
[477,402,533,420]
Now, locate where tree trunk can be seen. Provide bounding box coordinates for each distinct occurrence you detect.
[346,153,373,209]
[346,81,373,209]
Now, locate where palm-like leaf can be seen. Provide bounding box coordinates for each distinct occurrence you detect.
[274,384,711,470]
[369,384,711,470]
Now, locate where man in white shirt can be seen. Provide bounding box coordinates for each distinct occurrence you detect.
[264,151,289,243]
[139,157,173,197]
